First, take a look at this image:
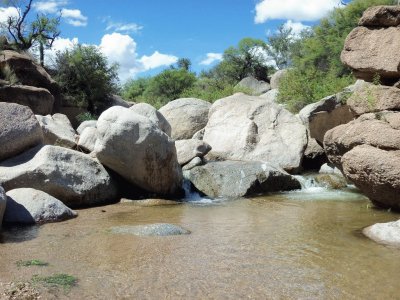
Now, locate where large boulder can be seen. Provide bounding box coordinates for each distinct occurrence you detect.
[324,112,400,168]
[235,76,271,95]
[76,120,97,134]
[4,188,77,225]
[77,127,97,153]
[159,98,211,140]
[0,145,118,208]
[0,50,61,111]
[0,103,43,161]
[259,89,279,102]
[363,219,400,248]
[359,5,400,27]
[346,81,400,116]
[203,93,307,172]
[270,69,288,90]
[175,139,211,165]
[342,145,400,210]
[185,160,301,198]
[0,84,54,115]
[36,114,77,149]
[130,103,171,136]
[94,106,183,197]
[0,186,6,229]
[341,26,400,82]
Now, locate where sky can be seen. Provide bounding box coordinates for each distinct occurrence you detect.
[0,0,347,82]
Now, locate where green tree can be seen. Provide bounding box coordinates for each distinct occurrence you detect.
[1,0,61,66]
[54,44,119,114]
[122,77,151,102]
[176,58,191,71]
[266,25,298,69]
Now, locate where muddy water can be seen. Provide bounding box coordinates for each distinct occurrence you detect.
[1,189,400,299]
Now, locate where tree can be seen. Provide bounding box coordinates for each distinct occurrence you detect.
[1,0,60,66]
[176,58,191,71]
[54,44,119,114]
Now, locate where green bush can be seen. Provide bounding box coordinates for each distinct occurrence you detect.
[54,44,119,114]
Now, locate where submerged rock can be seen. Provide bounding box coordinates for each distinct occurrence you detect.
[110,223,190,236]
[4,188,77,225]
[314,174,347,189]
[121,198,182,206]
[185,160,301,198]
[0,145,118,208]
[363,219,400,248]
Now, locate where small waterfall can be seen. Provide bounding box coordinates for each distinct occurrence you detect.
[294,175,325,190]
[182,179,210,202]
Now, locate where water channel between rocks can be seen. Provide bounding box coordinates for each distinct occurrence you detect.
[0,184,399,299]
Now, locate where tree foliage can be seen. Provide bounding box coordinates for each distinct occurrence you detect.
[54,44,119,114]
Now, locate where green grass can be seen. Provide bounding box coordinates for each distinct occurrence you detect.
[16,259,49,267]
[31,273,77,291]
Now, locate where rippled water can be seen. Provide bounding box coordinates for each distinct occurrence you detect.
[0,188,399,299]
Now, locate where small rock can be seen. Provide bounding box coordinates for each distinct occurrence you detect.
[363,219,400,247]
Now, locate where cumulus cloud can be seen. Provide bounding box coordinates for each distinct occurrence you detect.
[44,36,78,66]
[282,20,310,37]
[61,8,88,27]
[99,33,178,81]
[33,0,68,13]
[200,53,223,66]
[255,0,342,23]
[0,7,19,24]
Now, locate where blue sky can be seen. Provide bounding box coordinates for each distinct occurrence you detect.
[0,0,346,82]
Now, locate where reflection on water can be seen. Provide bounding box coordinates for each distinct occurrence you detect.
[0,190,399,299]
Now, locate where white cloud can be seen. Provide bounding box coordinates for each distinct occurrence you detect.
[200,53,223,66]
[139,51,178,70]
[61,8,88,27]
[0,7,19,24]
[33,0,68,13]
[282,20,310,37]
[99,33,178,81]
[44,36,78,65]
[106,22,143,34]
[255,0,342,23]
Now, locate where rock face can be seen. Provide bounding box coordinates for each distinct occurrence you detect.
[159,98,211,140]
[0,84,54,115]
[175,139,211,165]
[346,82,400,116]
[0,103,43,161]
[130,103,171,136]
[77,120,97,134]
[324,113,400,168]
[0,145,118,208]
[0,50,61,111]
[185,160,301,198]
[341,7,400,82]
[4,188,77,225]
[94,106,183,196]
[363,219,400,248]
[36,114,77,148]
[203,93,307,172]
[235,76,271,95]
[342,145,400,210]
[270,69,288,90]
[77,127,97,152]
[359,5,400,27]
[0,186,6,229]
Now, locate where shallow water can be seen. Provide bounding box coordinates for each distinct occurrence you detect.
[1,189,399,299]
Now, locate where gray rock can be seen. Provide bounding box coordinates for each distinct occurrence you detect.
[94,106,183,196]
[192,128,205,140]
[77,127,97,153]
[0,145,118,208]
[259,89,279,102]
[108,94,131,108]
[203,93,307,173]
[36,114,77,148]
[185,160,301,198]
[175,139,211,165]
[110,223,190,236]
[159,98,211,140]
[0,84,54,115]
[4,188,77,225]
[319,163,344,177]
[0,186,6,229]
[0,103,43,161]
[76,120,97,135]
[235,76,271,95]
[182,157,203,171]
[270,69,288,89]
[363,219,400,248]
[130,103,171,136]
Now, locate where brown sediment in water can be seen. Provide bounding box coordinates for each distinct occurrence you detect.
[0,193,399,299]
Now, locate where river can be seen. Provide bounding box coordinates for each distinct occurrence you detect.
[0,182,399,299]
